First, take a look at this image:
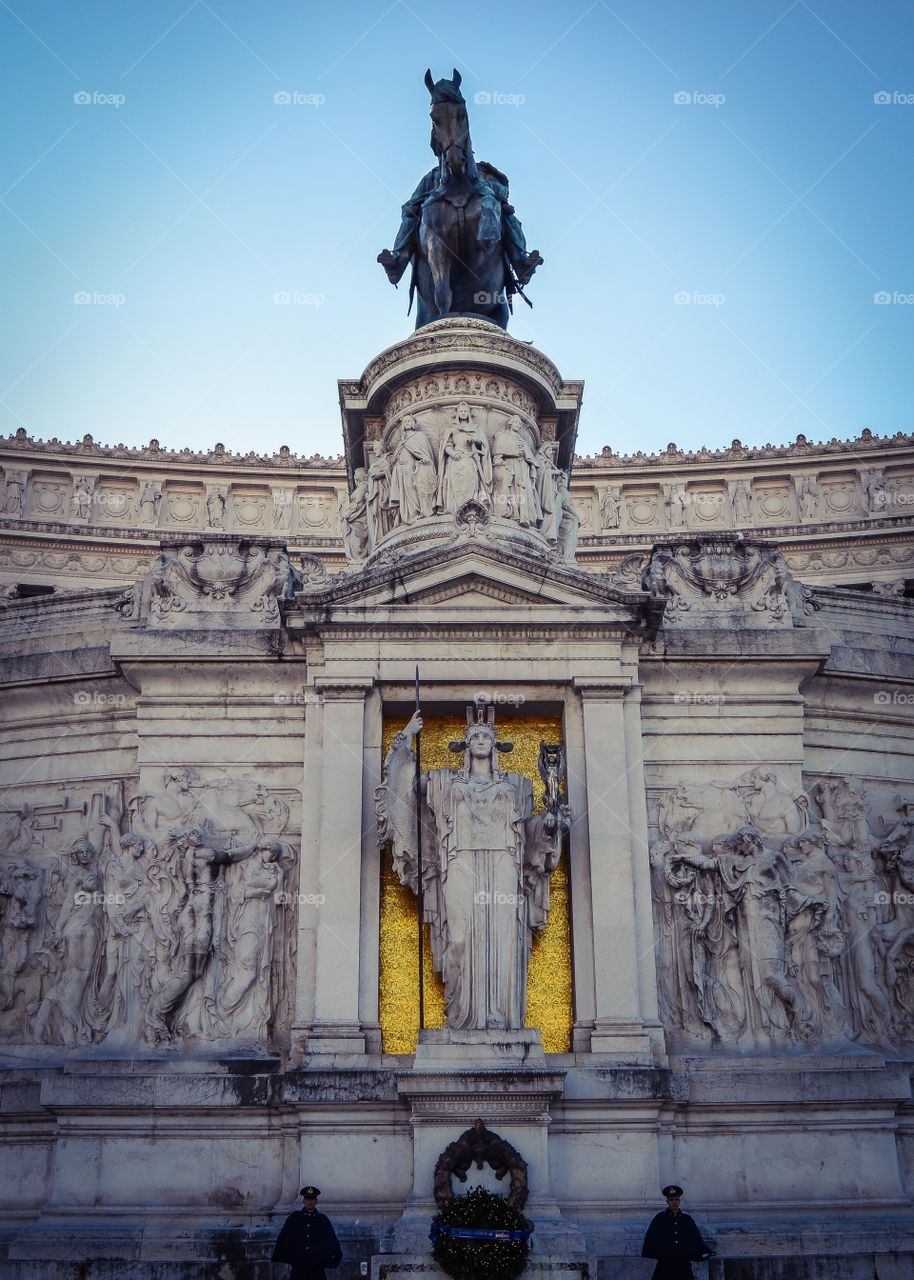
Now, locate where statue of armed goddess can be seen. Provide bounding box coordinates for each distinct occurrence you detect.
[377,701,571,1032]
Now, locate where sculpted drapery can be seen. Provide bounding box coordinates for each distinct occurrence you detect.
[389,415,438,524]
[436,403,493,513]
[378,703,569,1032]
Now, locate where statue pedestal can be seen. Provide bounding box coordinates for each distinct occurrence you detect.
[412,1028,548,1068]
[383,1037,587,1256]
[371,1254,599,1280]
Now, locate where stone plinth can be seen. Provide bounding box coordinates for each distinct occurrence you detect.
[339,316,584,483]
[371,1255,599,1280]
[412,1029,548,1069]
[336,316,586,567]
[386,1045,586,1256]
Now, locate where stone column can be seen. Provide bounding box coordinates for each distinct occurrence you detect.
[573,677,661,1059]
[358,685,384,1052]
[293,676,374,1056]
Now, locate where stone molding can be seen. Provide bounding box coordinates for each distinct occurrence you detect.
[2,422,908,469]
[2,428,913,592]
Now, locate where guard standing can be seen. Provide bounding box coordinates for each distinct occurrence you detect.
[272,1185,343,1280]
[641,1184,714,1279]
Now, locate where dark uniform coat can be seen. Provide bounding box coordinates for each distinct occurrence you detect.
[272,1207,342,1280]
[641,1207,713,1280]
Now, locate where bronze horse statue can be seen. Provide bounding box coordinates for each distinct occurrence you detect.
[378,69,542,330]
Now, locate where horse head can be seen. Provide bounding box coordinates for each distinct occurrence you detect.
[424,67,472,177]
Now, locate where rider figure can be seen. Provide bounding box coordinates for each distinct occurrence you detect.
[378,73,542,299]
[380,162,541,292]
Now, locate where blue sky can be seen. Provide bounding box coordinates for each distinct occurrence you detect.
[2,1,912,458]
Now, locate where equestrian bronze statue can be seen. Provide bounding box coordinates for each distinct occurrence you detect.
[378,69,543,329]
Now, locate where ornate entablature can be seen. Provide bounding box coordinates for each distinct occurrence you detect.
[2,412,913,593]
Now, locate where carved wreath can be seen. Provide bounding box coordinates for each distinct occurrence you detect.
[433,1119,528,1212]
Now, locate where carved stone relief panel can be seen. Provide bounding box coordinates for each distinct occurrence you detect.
[118,539,296,628]
[644,538,808,627]
[95,480,137,524]
[819,475,859,520]
[296,489,338,534]
[230,488,269,530]
[752,480,792,524]
[162,484,204,527]
[575,492,598,533]
[0,774,299,1053]
[383,369,539,433]
[337,397,578,562]
[885,469,914,521]
[690,488,728,526]
[28,474,69,520]
[623,488,662,531]
[649,771,914,1054]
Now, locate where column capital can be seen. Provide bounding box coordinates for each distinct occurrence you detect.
[310,675,376,700]
[572,676,635,699]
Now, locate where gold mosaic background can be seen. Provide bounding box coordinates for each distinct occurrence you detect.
[379,713,573,1054]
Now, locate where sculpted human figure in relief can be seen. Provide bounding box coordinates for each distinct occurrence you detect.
[554,473,581,562]
[389,415,438,525]
[650,772,913,1052]
[218,838,292,1042]
[671,828,808,1042]
[366,440,394,544]
[731,480,752,526]
[600,485,620,530]
[536,442,563,544]
[144,826,264,1043]
[137,482,162,526]
[0,855,55,1036]
[436,402,492,513]
[95,816,159,1045]
[339,467,370,561]
[377,701,570,1032]
[31,837,105,1046]
[797,475,818,521]
[491,417,541,526]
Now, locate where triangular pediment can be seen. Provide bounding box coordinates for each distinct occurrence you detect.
[296,539,648,624]
[402,573,570,608]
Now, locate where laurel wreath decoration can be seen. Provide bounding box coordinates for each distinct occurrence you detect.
[430,1185,532,1280]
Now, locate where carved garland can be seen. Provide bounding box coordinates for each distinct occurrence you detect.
[433,1119,529,1211]
[431,1122,532,1280]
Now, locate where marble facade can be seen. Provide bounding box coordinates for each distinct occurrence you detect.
[0,319,913,1279]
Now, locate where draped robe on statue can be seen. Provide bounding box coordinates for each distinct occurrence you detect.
[380,732,559,1032]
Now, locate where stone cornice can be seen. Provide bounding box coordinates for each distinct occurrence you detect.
[0,427,344,469]
[572,677,636,698]
[2,425,910,469]
[575,428,914,469]
[310,675,376,698]
[292,535,650,613]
